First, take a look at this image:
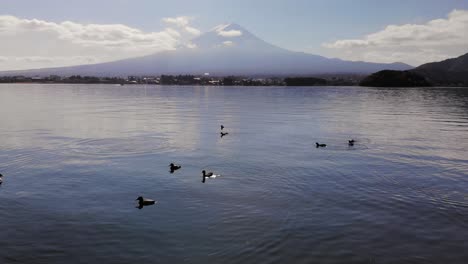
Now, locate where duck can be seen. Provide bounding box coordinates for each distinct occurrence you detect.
[136,196,156,209]
[0,173,3,185]
[316,142,327,148]
[348,139,355,146]
[169,163,181,173]
[202,170,219,183]
[221,125,224,131]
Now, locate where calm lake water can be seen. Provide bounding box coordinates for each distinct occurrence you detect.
[0,84,467,264]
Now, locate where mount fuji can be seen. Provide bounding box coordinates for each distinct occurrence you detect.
[1,23,412,76]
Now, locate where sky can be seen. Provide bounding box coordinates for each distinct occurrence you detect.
[1,0,468,70]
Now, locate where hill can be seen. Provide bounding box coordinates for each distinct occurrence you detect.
[412,53,468,86]
[360,70,431,87]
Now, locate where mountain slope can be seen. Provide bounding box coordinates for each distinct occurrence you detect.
[412,53,468,85]
[1,23,413,77]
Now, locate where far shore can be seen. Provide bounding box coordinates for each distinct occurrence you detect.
[0,74,365,86]
[2,74,467,87]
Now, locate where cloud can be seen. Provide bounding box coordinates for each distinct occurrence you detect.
[322,9,468,66]
[16,56,55,63]
[0,15,197,71]
[162,16,190,27]
[185,42,197,49]
[14,56,98,63]
[184,26,201,35]
[162,16,200,36]
[222,41,234,46]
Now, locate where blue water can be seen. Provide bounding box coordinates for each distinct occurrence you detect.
[0,84,467,263]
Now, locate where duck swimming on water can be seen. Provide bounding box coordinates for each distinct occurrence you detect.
[220,132,229,137]
[348,139,355,146]
[221,125,224,131]
[202,170,219,183]
[169,163,181,173]
[0,173,3,185]
[136,196,156,209]
[202,170,212,183]
[316,142,327,148]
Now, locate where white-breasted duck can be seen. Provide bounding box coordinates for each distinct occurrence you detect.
[136,196,157,209]
[202,170,220,183]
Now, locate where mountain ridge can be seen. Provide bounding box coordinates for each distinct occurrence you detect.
[0,23,413,77]
[411,53,468,85]
[359,52,468,87]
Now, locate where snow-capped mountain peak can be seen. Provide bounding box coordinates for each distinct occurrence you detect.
[210,23,243,33]
[1,23,413,77]
[190,23,281,52]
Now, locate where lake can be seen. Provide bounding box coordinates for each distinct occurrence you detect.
[0,84,467,264]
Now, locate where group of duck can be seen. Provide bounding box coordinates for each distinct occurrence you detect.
[0,127,356,209]
[136,125,228,209]
[315,139,355,148]
[136,127,358,209]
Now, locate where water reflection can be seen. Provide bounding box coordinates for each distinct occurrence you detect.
[0,84,204,156]
[0,84,467,264]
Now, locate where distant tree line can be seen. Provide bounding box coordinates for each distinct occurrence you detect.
[284,77,327,86]
[359,70,431,87]
[0,74,362,86]
[0,75,126,84]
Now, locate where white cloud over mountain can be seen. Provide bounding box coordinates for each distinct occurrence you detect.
[162,16,201,36]
[323,9,468,66]
[223,41,234,46]
[0,15,199,71]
